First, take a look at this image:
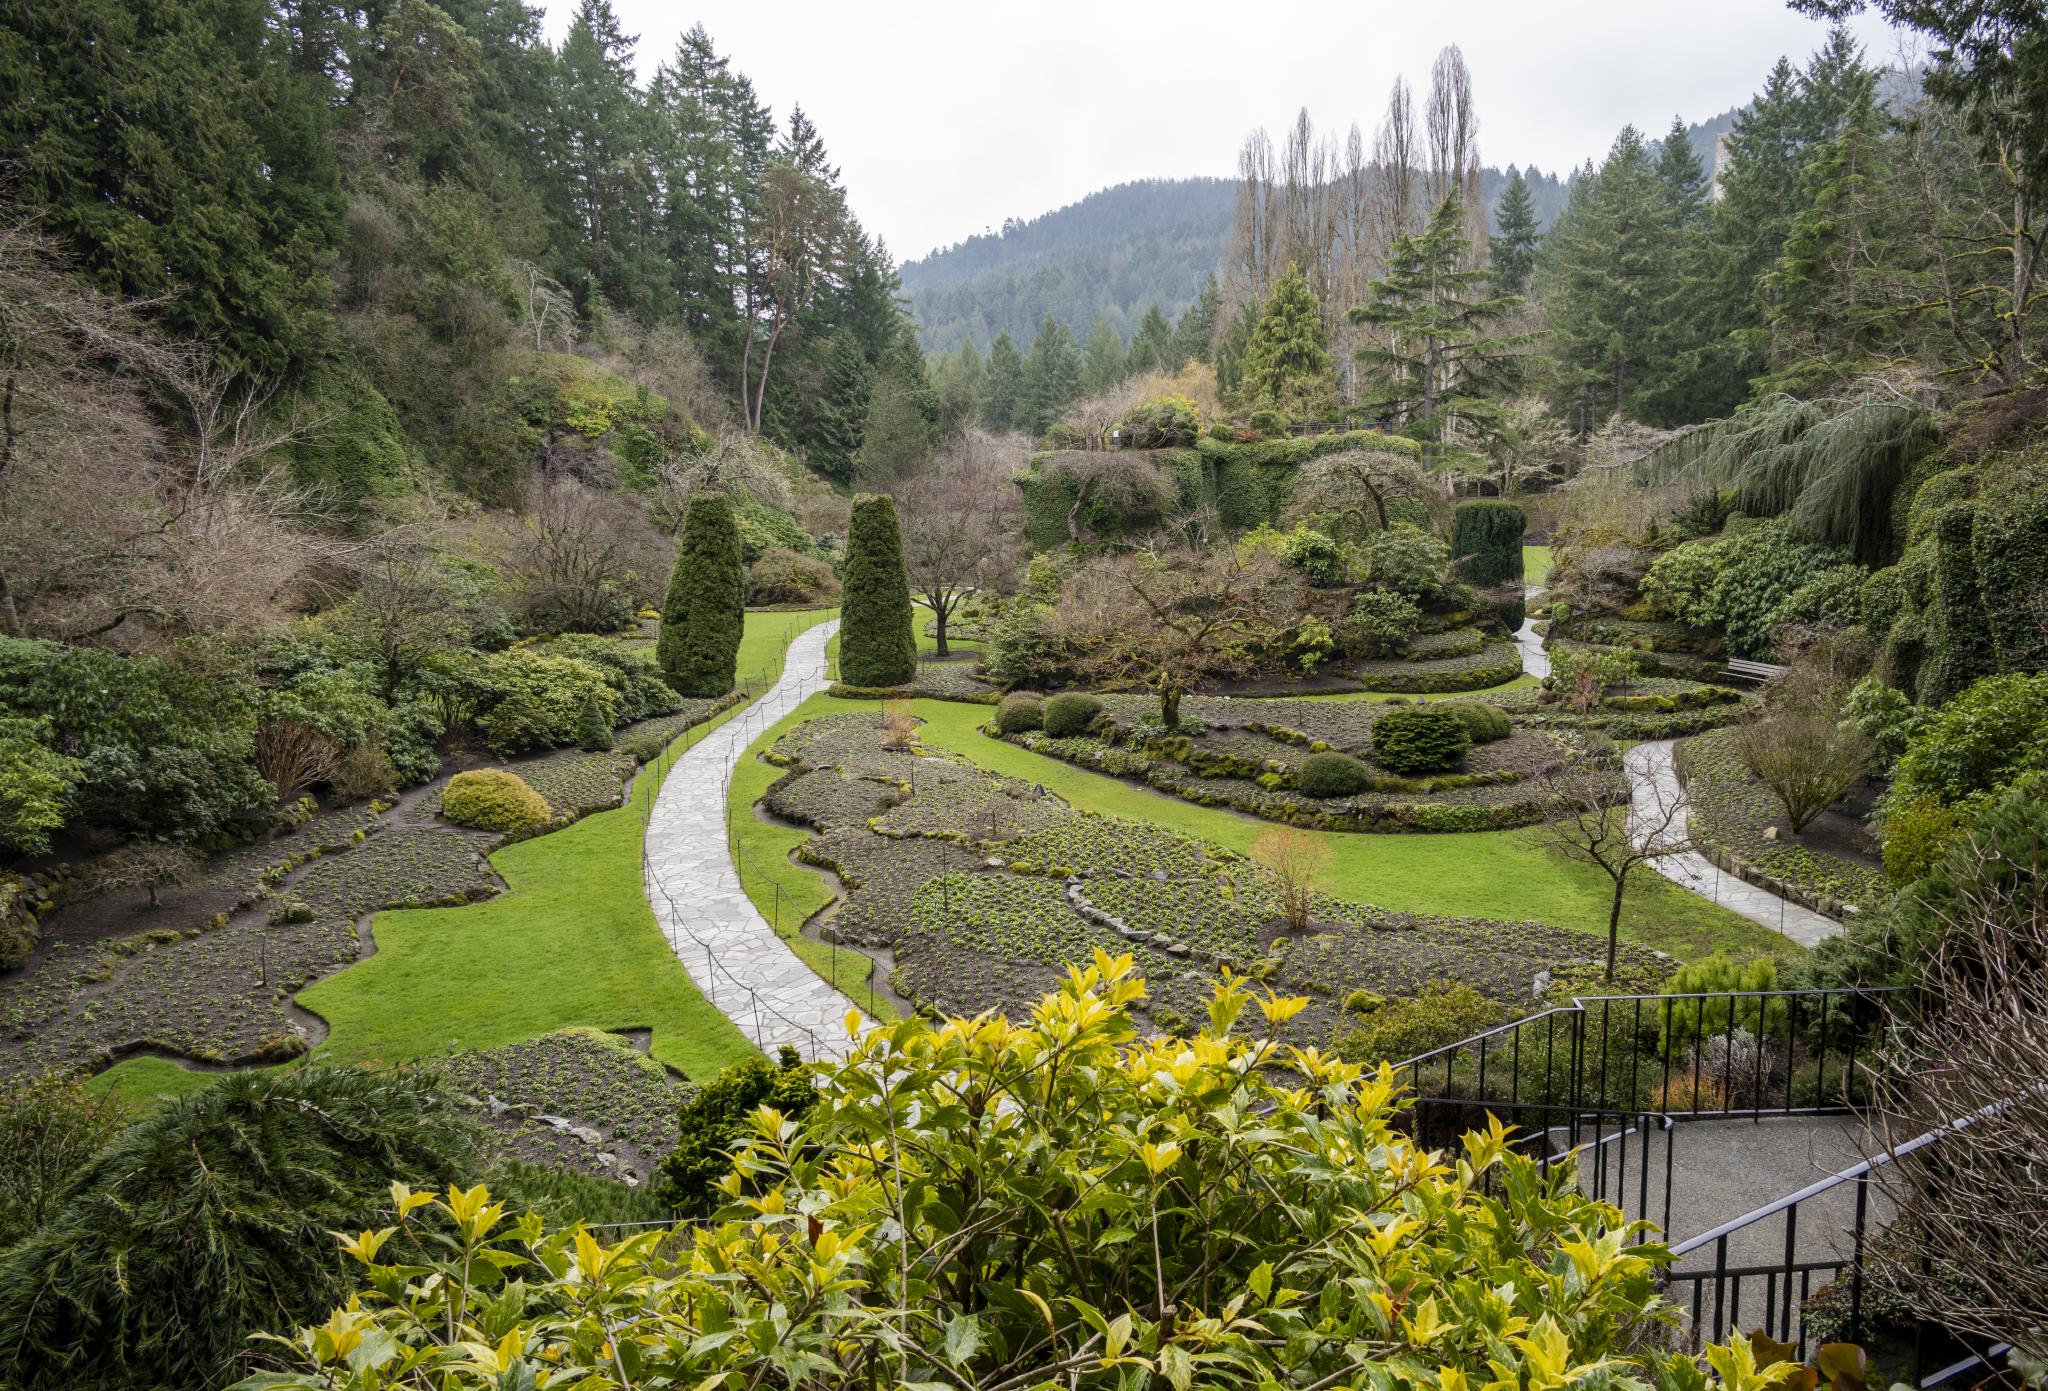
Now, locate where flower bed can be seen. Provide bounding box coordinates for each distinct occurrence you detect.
[1400,626,1487,660]
[443,1026,680,1185]
[1673,729,1887,915]
[765,768,904,832]
[1348,638,1522,692]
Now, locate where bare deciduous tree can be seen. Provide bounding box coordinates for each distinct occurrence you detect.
[254,719,343,803]
[335,536,467,698]
[507,476,662,632]
[1731,710,1870,833]
[1544,749,1691,980]
[92,844,201,909]
[891,429,1024,657]
[653,426,791,532]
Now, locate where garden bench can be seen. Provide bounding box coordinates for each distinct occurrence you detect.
[1720,658,1784,685]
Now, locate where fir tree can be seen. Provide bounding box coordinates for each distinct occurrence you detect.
[1173,275,1222,364]
[1352,193,1527,448]
[1081,313,1128,395]
[839,494,916,688]
[858,327,939,481]
[1127,302,1177,375]
[980,331,1025,431]
[1240,266,1335,419]
[1019,316,1083,434]
[1656,118,1711,226]
[807,336,872,482]
[1488,170,1541,297]
[657,493,745,696]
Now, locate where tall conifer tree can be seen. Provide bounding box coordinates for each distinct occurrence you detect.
[658,493,745,696]
[1020,316,1083,433]
[1081,314,1128,394]
[980,331,1026,431]
[1240,266,1335,418]
[1488,170,1541,296]
[839,494,916,688]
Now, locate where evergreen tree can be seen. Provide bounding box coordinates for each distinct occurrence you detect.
[1488,170,1541,297]
[1173,275,1222,364]
[657,493,745,696]
[1127,302,1177,375]
[1240,266,1335,419]
[931,340,984,438]
[1019,316,1083,434]
[1351,193,1527,448]
[858,324,938,479]
[1213,299,1259,399]
[807,335,872,482]
[1656,118,1711,226]
[980,331,1026,431]
[1081,313,1129,395]
[839,494,916,688]
[548,0,659,318]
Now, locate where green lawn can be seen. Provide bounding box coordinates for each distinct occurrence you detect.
[87,1055,222,1107]
[92,608,838,1105]
[905,698,1795,965]
[1525,544,1553,588]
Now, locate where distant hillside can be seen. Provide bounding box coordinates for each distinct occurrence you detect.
[900,169,1570,355]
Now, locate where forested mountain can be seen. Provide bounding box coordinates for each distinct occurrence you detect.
[902,168,1570,354]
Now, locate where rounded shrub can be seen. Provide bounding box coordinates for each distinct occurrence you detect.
[1298,751,1372,798]
[441,769,551,832]
[1438,702,1511,743]
[1370,707,1471,774]
[1042,693,1104,738]
[994,694,1044,735]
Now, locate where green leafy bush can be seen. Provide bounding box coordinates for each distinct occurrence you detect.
[0,1066,472,1391]
[658,493,746,697]
[1041,692,1103,738]
[472,650,620,756]
[1345,588,1423,655]
[1370,707,1470,774]
[0,720,81,858]
[655,1046,815,1214]
[1843,675,1924,771]
[1888,672,2048,811]
[541,634,684,724]
[1297,750,1372,797]
[1641,518,1860,658]
[1438,702,1511,742]
[1280,525,1346,586]
[1332,979,1510,1065]
[994,694,1043,734]
[441,769,551,832]
[1358,523,1452,600]
[1547,645,1642,700]
[1449,500,1526,587]
[1116,393,1199,447]
[745,547,840,606]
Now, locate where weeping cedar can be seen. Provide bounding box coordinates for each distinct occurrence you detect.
[1638,390,1937,565]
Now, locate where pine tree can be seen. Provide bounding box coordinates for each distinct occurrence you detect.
[807,336,872,482]
[839,494,916,688]
[981,332,1026,431]
[657,493,745,696]
[1240,266,1335,419]
[548,0,659,318]
[1173,275,1222,364]
[1656,119,1710,227]
[1351,193,1527,448]
[1020,316,1083,433]
[1081,314,1129,395]
[1488,170,1541,297]
[1127,302,1177,375]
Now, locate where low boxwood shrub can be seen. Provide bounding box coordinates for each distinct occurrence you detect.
[1437,702,1511,742]
[1042,692,1103,738]
[994,694,1044,735]
[1298,751,1372,798]
[441,769,551,832]
[1371,708,1470,774]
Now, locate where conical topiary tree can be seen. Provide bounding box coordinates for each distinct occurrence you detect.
[839,493,916,688]
[657,492,745,696]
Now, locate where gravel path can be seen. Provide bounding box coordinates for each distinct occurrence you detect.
[1625,740,1841,947]
[643,620,865,1063]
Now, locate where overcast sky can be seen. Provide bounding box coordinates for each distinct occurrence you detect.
[541,1,1908,265]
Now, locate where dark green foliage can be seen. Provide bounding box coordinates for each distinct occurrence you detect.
[806,335,872,482]
[655,1047,815,1213]
[1332,980,1509,1066]
[541,634,684,724]
[1919,504,1993,704]
[575,689,614,750]
[1042,693,1104,738]
[658,494,746,697]
[1241,266,1335,418]
[1297,751,1373,798]
[1370,708,1471,774]
[1890,672,2048,810]
[840,494,917,688]
[995,694,1044,735]
[1489,171,1541,296]
[0,1066,473,1391]
[1438,703,1512,743]
[1970,459,2048,675]
[1020,316,1084,435]
[980,331,1026,432]
[0,1074,128,1253]
[1449,501,1527,587]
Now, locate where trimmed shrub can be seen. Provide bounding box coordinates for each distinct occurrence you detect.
[746,547,840,606]
[1450,500,1526,587]
[1297,750,1372,798]
[1917,503,1992,705]
[441,769,551,832]
[1370,707,1470,774]
[655,1047,815,1214]
[1657,955,1785,1057]
[1042,693,1103,738]
[658,492,745,697]
[574,690,613,751]
[839,494,917,688]
[1332,981,1510,1066]
[1438,703,1511,743]
[470,650,619,756]
[994,694,1044,735]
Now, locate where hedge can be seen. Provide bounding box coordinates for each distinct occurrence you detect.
[1043,693,1104,737]
[1450,500,1526,587]
[1298,751,1373,797]
[1371,708,1471,774]
[1351,639,1523,693]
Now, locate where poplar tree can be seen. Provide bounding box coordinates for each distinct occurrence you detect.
[658,493,745,696]
[839,494,916,688]
[1240,266,1335,419]
[1488,170,1541,296]
[980,331,1026,431]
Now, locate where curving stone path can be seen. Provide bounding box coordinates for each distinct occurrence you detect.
[1515,582,1550,679]
[1624,740,1840,948]
[643,620,865,1063]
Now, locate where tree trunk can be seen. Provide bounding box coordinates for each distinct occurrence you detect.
[1160,684,1182,732]
[1605,874,1626,982]
[932,601,950,659]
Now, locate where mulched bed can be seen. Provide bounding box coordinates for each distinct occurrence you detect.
[442,1026,682,1186]
[765,768,906,831]
[1673,728,1887,914]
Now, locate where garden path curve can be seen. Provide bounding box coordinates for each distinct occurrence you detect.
[1515,582,1550,679]
[643,619,864,1063]
[1624,740,1841,948]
